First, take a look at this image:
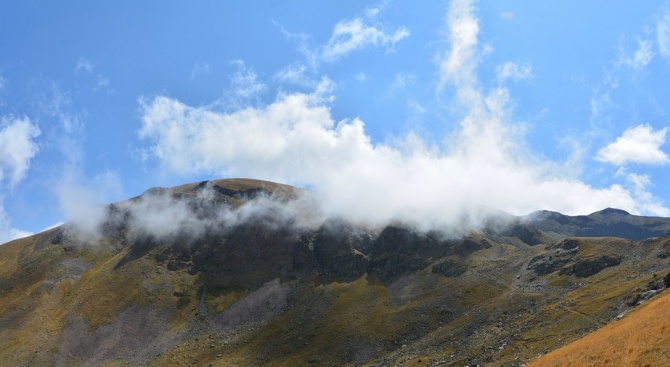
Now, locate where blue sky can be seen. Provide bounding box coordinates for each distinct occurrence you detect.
[1,0,670,243]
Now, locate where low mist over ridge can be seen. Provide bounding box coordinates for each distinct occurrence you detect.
[59,178,670,247]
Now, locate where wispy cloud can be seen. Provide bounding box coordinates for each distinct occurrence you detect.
[274,63,310,86]
[616,38,654,72]
[322,18,409,61]
[596,124,669,166]
[496,62,532,83]
[388,72,416,94]
[658,7,670,60]
[75,58,94,73]
[74,57,110,91]
[229,60,266,99]
[273,3,409,89]
[189,63,210,80]
[438,0,479,92]
[623,172,670,216]
[365,0,391,19]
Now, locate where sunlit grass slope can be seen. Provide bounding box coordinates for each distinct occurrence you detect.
[529,288,670,367]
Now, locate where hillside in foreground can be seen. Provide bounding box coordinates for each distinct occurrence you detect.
[529,279,670,367]
[1,178,670,366]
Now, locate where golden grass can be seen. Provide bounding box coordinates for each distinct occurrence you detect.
[529,290,670,367]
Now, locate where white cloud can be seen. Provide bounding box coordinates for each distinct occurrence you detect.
[138,84,656,227]
[55,169,122,240]
[438,0,480,92]
[617,38,654,72]
[274,63,310,86]
[496,62,532,83]
[658,8,670,60]
[623,172,670,216]
[322,18,410,61]
[0,116,40,244]
[596,124,669,165]
[366,0,390,18]
[0,116,41,187]
[229,60,266,99]
[136,0,668,226]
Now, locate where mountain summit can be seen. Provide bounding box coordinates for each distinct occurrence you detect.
[1,178,670,366]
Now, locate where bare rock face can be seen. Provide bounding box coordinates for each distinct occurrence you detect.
[527,239,580,276]
[311,219,372,281]
[527,238,622,278]
[559,254,622,277]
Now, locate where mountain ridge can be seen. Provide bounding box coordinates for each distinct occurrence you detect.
[1,178,670,366]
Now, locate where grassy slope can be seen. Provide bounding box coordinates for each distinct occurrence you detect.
[529,289,670,367]
[2,179,670,366]
[2,232,668,366]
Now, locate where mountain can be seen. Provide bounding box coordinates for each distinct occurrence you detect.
[525,208,670,240]
[1,178,670,366]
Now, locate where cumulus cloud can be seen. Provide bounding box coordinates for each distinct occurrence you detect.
[135,0,667,230]
[0,116,41,187]
[596,124,669,166]
[496,62,532,83]
[322,18,410,61]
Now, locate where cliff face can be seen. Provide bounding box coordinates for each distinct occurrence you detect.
[2,178,670,367]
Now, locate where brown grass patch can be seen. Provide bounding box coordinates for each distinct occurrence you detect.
[529,290,670,367]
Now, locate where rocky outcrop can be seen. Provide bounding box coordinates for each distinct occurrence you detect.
[527,239,580,276]
[559,254,622,277]
[431,259,467,277]
[528,238,621,277]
